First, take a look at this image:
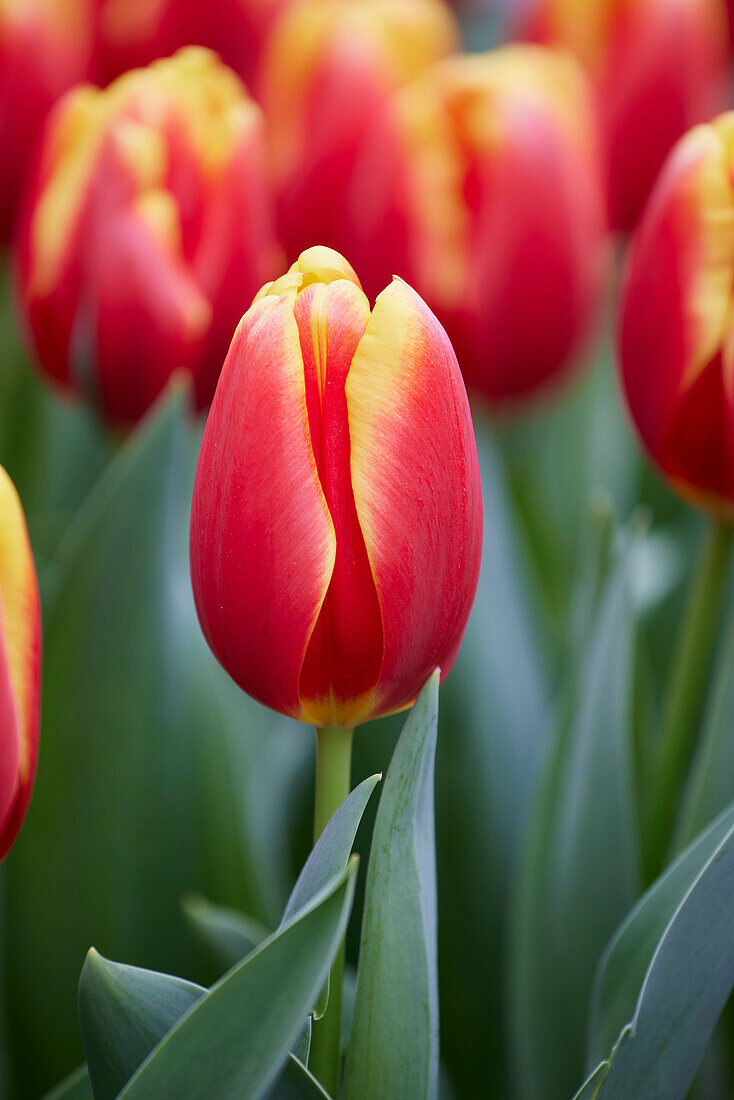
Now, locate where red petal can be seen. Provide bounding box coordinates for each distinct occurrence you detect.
[190,295,336,720]
[347,278,483,717]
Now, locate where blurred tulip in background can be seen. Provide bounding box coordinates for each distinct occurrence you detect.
[259,0,458,263]
[190,247,483,728]
[619,112,734,515]
[349,45,608,405]
[518,0,729,231]
[91,0,287,91]
[0,0,94,244]
[15,47,281,427]
[0,466,40,860]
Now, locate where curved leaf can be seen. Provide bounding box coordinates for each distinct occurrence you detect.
[342,672,439,1100]
[78,950,205,1100]
[120,862,357,1099]
[585,802,734,1099]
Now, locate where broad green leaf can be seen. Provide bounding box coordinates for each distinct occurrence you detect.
[589,802,734,1066]
[510,539,640,1100]
[3,387,304,1096]
[584,802,734,1099]
[182,895,270,969]
[41,1066,94,1100]
[435,424,551,1097]
[342,673,439,1100]
[78,950,205,1100]
[675,604,734,850]
[120,862,357,1099]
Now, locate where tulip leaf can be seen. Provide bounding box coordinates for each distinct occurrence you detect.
[268,1055,330,1099]
[4,387,307,1094]
[41,1065,94,1100]
[675,603,734,851]
[281,773,380,928]
[182,895,270,970]
[119,861,356,1098]
[510,536,640,1100]
[341,672,439,1100]
[78,950,206,1100]
[582,801,734,1099]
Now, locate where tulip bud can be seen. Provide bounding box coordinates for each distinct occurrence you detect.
[260,0,458,262]
[349,46,608,405]
[190,247,483,728]
[0,467,41,859]
[519,0,729,231]
[15,47,281,427]
[91,0,286,89]
[0,0,93,243]
[619,113,734,514]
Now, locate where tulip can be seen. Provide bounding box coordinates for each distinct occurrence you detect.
[91,0,287,89]
[15,47,281,428]
[518,0,729,231]
[259,0,458,263]
[348,46,608,405]
[0,467,41,860]
[0,0,94,244]
[618,112,734,514]
[189,246,483,729]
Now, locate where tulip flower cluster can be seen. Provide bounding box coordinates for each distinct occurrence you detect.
[15,47,280,426]
[190,247,483,728]
[0,467,40,860]
[520,0,729,230]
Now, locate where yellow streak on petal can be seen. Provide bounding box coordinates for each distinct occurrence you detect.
[395,44,595,312]
[676,119,734,394]
[263,0,458,183]
[257,247,362,301]
[0,468,38,780]
[29,47,261,297]
[298,687,378,729]
[113,119,167,189]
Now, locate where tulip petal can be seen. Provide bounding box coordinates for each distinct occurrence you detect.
[190,295,336,720]
[0,467,41,858]
[293,278,382,727]
[620,119,734,500]
[346,278,482,716]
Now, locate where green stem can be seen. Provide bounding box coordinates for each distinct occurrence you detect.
[644,518,733,883]
[309,725,354,1096]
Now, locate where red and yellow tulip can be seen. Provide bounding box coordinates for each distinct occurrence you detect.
[0,0,94,244]
[260,0,458,263]
[619,113,734,514]
[519,0,729,231]
[190,247,483,728]
[0,467,41,860]
[15,47,281,428]
[349,46,608,405]
[91,0,287,89]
